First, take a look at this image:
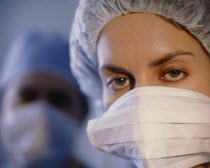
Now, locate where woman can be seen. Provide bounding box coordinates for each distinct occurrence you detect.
[70,0,210,168]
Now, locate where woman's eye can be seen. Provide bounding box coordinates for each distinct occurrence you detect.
[161,69,187,82]
[107,77,130,90]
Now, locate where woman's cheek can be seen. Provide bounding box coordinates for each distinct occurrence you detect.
[102,89,122,110]
[102,89,113,110]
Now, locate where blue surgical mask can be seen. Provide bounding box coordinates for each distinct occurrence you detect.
[0,101,79,168]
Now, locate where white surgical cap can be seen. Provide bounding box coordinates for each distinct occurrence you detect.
[1,31,79,90]
[70,0,210,111]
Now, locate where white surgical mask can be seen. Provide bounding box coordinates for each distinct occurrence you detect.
[87,86,210,168]
[0,101,79,168]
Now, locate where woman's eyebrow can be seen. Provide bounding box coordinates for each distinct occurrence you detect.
[100,64,133,76]
[149,50,195,67]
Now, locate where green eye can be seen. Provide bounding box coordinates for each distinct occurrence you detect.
[168,70,181,78]
[161,69,187,82]
[108,77,130,90]
[114,78,127,86]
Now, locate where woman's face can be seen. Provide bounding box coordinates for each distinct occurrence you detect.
[97,13,210,109]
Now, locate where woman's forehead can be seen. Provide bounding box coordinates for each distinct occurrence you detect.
[97,13,205,67]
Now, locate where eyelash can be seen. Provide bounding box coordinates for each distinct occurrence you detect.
[160,67,188,83]
[105,66,189,91]
[106,75,134,91]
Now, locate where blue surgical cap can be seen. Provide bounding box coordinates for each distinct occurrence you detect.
[1,31,79,90]
[70,0,210,112]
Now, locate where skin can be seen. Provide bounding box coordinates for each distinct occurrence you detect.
[2,73,86,122]
[193,163,210,168]
[97,13,210,167]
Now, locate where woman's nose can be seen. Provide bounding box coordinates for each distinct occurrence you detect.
[134,73,159,88]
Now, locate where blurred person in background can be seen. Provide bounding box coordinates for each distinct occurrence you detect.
[0,31,88,168]
[0,140,9,168]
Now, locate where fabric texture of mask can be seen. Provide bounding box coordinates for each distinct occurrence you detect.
[72,109,135,168]
[0,101,79,168]
[87,87,210,168]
